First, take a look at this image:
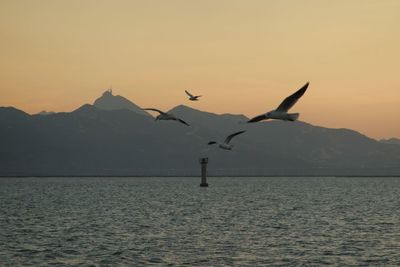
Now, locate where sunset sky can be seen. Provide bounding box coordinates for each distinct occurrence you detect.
[0,0,399,139]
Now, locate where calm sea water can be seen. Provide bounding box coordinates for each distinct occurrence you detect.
[0,177,399,266]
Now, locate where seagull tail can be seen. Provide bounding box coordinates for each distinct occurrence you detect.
[287,113,299,121]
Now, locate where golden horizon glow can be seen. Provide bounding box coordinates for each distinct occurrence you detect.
[1,0,399,139]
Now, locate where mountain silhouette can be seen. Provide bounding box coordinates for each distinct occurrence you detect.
[0,97,399,176]
[36,110,56,116]
[380,138,400,145]
[93,89,150,117]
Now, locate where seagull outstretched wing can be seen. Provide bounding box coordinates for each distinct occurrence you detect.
[276,82,309,112]
[224,130,246,144]
[247,114,267,123]
[142,108,165,114]
[177,118,190,126]
[185,90,194,98]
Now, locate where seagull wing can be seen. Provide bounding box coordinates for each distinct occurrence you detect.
[276,82,309,112]
[247,114,267,123]
[177,118,190,126]
[224,130,246,144]
[185,90,194,98]
[142,108,165,114]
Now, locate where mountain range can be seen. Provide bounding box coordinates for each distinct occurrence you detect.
[1,90,399,176]
[380,138,400,145]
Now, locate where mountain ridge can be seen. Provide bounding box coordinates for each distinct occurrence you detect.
[0,92,399,176]
[93,89,150,117]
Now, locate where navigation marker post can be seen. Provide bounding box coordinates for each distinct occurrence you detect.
[199,157,209,187]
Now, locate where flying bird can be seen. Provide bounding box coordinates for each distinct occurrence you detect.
[142,108,190,126]
[185,90,202,101]
[248,82,309,123]
[208,130,246,150]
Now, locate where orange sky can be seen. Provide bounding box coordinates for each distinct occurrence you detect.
[0,0,399,139]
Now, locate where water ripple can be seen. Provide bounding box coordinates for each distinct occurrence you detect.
[0,177,400,266]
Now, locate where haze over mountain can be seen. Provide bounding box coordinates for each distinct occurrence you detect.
[0,91,399,177]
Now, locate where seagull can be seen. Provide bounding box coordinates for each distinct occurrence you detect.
[142,108,190,126]
[185,90,202,101]
[208,130,246,150]
[248,82,309,123]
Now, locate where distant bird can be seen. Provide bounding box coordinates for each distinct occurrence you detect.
[185,90,202,101]
[248,82,309,123]
[208,130,246,150]
[142,108,190,126]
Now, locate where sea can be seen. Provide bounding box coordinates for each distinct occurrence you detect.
[0,177,399,266]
